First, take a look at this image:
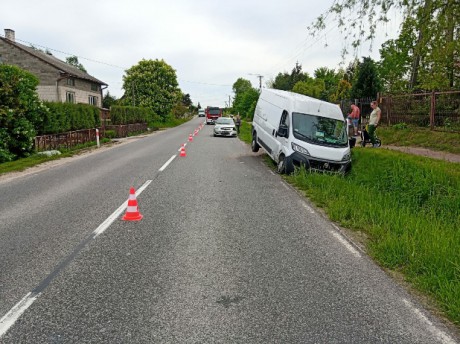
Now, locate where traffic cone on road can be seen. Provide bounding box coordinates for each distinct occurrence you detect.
[122,187,143,221]
[180,146,187,157]
[188,134,193,142]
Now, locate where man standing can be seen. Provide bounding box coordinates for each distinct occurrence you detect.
[369,101,381,147]
[234,113,242,135]
[348,104,360,136]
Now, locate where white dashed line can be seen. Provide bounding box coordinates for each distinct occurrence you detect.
[402,299,456,344]
[93,179,152,238]
[280,182,290,190]
[159,155,177,172]
[301,202,315,214]
[0,292,41,338]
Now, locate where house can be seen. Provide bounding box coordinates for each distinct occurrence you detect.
[0,29,107,107]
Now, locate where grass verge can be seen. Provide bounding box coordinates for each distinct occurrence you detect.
[377,126,460,154]
[284,148,460,325]
[0,139,110,175]
[238,121,252,144]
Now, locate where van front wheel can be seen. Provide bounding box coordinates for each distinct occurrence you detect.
[251,133,260,152]
[277,155,286,174]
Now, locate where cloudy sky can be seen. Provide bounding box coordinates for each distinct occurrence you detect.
[2,0,401,108]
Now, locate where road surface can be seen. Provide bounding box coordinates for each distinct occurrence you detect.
[0,117,457,343]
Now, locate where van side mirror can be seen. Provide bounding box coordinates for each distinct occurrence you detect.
[277,125,288,138]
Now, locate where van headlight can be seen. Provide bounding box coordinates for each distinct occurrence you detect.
[342,152,351,161]
[291,142,310,156]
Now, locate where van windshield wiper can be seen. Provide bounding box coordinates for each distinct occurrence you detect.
[293,131,310,140]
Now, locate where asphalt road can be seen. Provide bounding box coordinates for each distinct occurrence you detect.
[0,117,458,343]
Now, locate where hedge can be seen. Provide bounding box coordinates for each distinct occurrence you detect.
[110,106,155,125]
[39,102,101,135]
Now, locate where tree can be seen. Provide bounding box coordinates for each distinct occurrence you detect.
[66,56,87,73]
[122,59,180,119]
[232,78,259,119]
[308,0,460,90]
[182,93,192,107]
[0,65,47,162]
[102,91,118,109]
[292,79,325,99]
[314,67,341,101]
[331,79,352,103]
[232,78,253,94]
[350,57,382,99]
[271,62,310,91]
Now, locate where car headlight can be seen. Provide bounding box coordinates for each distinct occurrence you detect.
[291,142,310,156]
[342,152,351,161]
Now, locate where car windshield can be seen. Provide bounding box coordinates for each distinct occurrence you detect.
[208,108,221,115]
[216,118,234,125]
[292,112,347,147]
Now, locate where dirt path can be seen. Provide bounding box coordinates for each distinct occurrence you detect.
[384,145,460,163]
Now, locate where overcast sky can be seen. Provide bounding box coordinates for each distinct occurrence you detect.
[2,0,401,108]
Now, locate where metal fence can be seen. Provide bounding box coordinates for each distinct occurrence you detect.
[379,91,460,131]
[340,91,460,132]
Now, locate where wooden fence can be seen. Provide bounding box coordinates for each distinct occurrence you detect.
[34,123,149,151]
[34,129,99,152]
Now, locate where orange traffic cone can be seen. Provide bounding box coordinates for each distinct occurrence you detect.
[122,187,143,221]
[180,146,187,157]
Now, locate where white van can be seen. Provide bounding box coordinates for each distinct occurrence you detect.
[251,89,351,174]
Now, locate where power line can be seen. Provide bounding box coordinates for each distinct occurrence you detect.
[1,34,234,88]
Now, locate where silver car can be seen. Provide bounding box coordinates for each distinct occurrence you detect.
[213,117,237,137]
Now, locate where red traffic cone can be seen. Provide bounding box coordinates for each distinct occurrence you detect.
[122,187,143,221]
[188,134,193,142]
[180,147,187,157]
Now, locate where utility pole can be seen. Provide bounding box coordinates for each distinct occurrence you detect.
[248,73,264,90]
[228,95,231,108]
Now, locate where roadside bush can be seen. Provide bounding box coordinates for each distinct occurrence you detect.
[103,130,116,139]
[110,105,154,125]
[0,65,47,162]
[40,102,100,134]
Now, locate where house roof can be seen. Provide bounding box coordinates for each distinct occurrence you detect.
[0,36,108,86]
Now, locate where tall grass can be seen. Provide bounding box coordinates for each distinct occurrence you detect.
[287,148,460,324]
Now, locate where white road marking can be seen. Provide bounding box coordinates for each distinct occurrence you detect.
[402,299,456,344]
[0,292,41,338]
[281,182,290,190]
[301,202,315,214]
[159,155,176,172]
[0,179,154,338]
[177,143,187,152]
[269,171,276,175]
[329,228,361,258]
[93,179,152,238]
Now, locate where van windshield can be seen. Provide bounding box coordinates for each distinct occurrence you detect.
[292,112,347,147]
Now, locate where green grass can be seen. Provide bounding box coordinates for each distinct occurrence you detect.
[378,126,460,154]
[284,148,460,325]
[0,139,108,175]
[238,121,252,144]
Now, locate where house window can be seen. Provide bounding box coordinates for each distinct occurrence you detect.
[91,84,98,91]
[66,92,75,103]
[89,95,98,106]
[67,78,75,86]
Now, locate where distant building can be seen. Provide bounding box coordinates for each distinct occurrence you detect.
[0,29,107,107]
